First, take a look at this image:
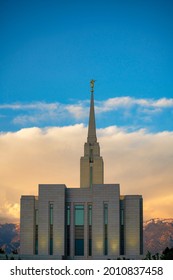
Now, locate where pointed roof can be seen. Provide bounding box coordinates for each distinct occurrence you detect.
[87,91,97,144]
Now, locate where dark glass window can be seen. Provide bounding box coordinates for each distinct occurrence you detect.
[75,205,84,256]
[88,205,92,256]
[66,204,71,257]
[140,198,143,255]
[104,203,108,255]
[90,166,93,188]
[35,209,38,255]
[88,205,92,226]
[75,239,84,256]
[104,204,108,225]
[50,203,53,225]
[75,205,84,225]
[120,199,124,255]
[49,202,53,255]
[121,209,124,225]
[35,209,38,225]
[67,205,70,225]
[89,149,93,163]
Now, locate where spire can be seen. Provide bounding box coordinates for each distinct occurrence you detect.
[87,80,97,144]
[80,80,104,188]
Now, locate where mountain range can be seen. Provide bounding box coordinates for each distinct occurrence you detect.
[0,223,20,254]
[144,218,173,254]
[0,218,173,255]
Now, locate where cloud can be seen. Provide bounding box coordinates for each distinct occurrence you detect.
[13,111,58,125]
[0,125,173,222]
[65,104,88,119]
[153,98,173,108]
[1,101,88,125]
[0,97,173,127]
[0,200,20,224]
[0,102,59,111]
[96,97,134,113]
[96,97,173,113]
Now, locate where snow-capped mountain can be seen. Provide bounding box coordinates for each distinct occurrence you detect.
[144,218,173,254]
[0,223,20,254]
[0,218,173,255]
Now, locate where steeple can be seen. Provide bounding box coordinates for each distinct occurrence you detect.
[80,80,104,188]
[87,80,97,144]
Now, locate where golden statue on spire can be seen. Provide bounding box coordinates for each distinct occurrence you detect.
[90,79,96,92]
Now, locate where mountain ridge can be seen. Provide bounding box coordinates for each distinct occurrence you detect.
[144,218,173,254]
[0,218,173,255]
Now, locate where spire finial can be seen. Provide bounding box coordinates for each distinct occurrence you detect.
[90,79,96,93]
[88,79,97,144]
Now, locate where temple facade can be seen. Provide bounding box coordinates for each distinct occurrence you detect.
[20,82,143,259]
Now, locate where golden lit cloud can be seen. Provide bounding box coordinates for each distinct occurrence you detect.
[0,125,173,222]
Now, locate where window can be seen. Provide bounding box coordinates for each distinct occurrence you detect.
[75,205,84,256]
[66,204,70,256]
[88,205,92,256]
[89,149,93,163]
[104,203,108,255]
[120,199,124,255]
[50,203,53,225]
[67,205,70,226]
[35,209,38,255]
[49,202,53,255]
[90,166,93,188]
[75,205,84,225]
[140,198,143,255]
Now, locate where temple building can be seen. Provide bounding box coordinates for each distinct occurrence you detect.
[20,81,143,259]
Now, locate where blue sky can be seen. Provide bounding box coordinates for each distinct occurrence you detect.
[1,0,173,222]
[0,0,173,132]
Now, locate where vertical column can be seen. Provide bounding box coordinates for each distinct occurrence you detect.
[38,185,65,257]
[38,189,49,255]
[124,196,141,257]
[53,187,65,257]
[92,188,104,257]
[20,196,35,255]
[93,184,120,258]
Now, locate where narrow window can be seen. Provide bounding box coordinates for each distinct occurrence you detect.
[89,148,93,163]
[120,199,124,255]
[75,205,84,256]
[90,166,93,188]
[35,209,38,255]
[49,202,53,255]
[88,205,92,256]
[66,204,70,256]
[140,198,143,255]
[104,203,108,255]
